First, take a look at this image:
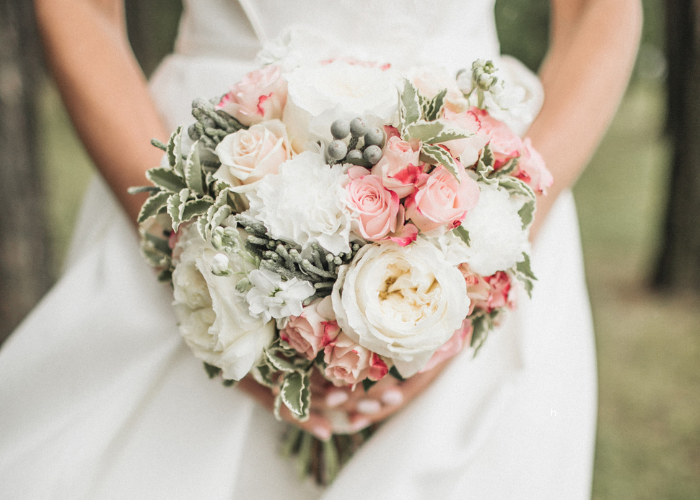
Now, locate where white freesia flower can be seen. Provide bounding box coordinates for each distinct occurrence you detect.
[460,182,530,276]
[245,151,353,254]
[172,224,275,380]
[332,239,469,378]
[246,268,315,323]
[283,60,400,151]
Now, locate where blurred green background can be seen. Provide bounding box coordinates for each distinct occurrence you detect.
[37,0,699,498]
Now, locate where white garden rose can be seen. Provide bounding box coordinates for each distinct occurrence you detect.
[460,182,530,276]
[172,224,275,380]
[244,151,353,255]
[214,120,290,185]
[332,239,470,377]
[283,60,401,151]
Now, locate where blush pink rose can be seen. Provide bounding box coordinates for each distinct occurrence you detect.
[516,138,553,194]
[371,136,423,198]
[214,120,289,184]
[217,65,287,126]
[387,206,419,246]
[323,333,387,387]
[441,108,489,167]
[459,263,491,315]
[420,318,473,373]
[405,160,480,233]
[279,297,339,360]
[472,107,522,169]
[345,167,400,241]
[482,271,513,311]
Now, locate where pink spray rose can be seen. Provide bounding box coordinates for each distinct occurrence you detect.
[345,167,400,241]
[516,138,553,194]
[420,318,473,373]
[323,333,388,387]
[371,136,423,198]
[217,65,287,126]
[279,297,339,360]
[441,108,490,167]
[482,271,513,311]
[459,263,491,315]
[461,268,513,313]
[472,107,522,169]
[405,160,480,233]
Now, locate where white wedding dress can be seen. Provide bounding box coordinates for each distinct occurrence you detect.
[0,1,597,499]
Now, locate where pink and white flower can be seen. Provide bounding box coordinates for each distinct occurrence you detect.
[441,108,490,167]
[405,160,480,233]
[516,138,553,194]
[323,333,388,387]
[279,297,340,360]
[472,107,522,169]
[345,167,399,241]
[217,65,287,126]
[371,136,423,198]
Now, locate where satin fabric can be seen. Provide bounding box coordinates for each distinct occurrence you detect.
[0,1,596,498]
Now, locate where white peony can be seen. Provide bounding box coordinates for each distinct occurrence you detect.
[283,60,401,151]
[172,224,275,380]
[332,239,470,378]
[460,182,530,276]
[244,151,353,255]
[246,268,315,323]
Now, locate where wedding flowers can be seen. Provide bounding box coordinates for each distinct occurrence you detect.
[332,239,470,377]
[172,225,275,380]
[217,65,287,126]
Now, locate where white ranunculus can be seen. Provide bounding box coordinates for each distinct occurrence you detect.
[244,151,353,254]
[246,268,315,323]
[172,224,275,380]
[332,239,470,377]
[283,61,401,151]
[460,182,530,276]
[214,120,290,185]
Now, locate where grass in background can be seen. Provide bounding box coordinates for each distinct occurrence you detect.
[39,80,700,500]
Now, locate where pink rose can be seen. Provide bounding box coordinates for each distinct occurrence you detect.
[405,160,480,233]
[217,65,287,126]
[345,167,400,241]
[472,108,522,169]
[387,206,418,246]
[459,264,491,315]
[441,109,489,167]
[280,297,339,360]
[516,138,553,194]
[371,136,423,198]
[482,271,513,311]
[420,319,473,373]
[214,120,289,184]
[323,333,387,387]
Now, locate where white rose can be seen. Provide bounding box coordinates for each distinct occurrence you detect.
[245,151,353,255]
[214,120,290,185]
[172,224,275,380]
[332,239,469,377]
[460,182,530,276]
[283,61,401,151]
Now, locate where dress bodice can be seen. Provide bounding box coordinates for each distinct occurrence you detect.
[175,0,500,73]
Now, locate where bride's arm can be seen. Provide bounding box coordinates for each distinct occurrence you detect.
[527,0,643,237]
[34,0,168,221]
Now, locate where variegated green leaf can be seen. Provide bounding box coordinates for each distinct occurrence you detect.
[167,126,184,175]
[265,349,297,373]
[406,120,469,144]
[182,199,213,223]
[281,370,311,420]
[143,232,170,255]
[480,144,495,169]
[493,156,519,177]
[128,185,160,195]
[137,191,170,224]
[421,144,460,181]
[184,141,205,196]
[146,167,187,193]
[399,79,421,134]
[515,253,536,298]
[498,176,536,201]
[167,189,189,232]
[425,88,447,121]
[518,200,536,230]
[453,225,471,247]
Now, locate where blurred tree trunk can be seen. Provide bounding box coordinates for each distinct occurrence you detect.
[0,1,51,344]
[654,0,700,292]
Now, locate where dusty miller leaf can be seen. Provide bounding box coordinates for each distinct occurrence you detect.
[146,167,187,193]
[137,191,170,224]
[184,141,205,196]
[167,126,184,175]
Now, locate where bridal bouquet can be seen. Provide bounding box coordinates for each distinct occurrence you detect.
[132,57,551,484]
